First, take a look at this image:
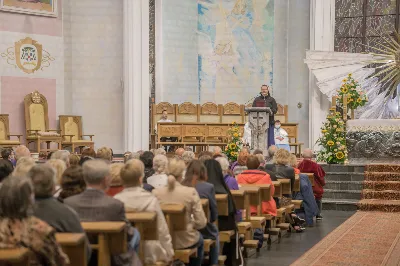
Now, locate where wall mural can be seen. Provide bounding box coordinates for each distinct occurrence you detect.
[0,0,57,17]
[1,37,55,74]
[197,0,274,103]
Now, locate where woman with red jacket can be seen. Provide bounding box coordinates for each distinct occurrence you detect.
[237,155,277,217]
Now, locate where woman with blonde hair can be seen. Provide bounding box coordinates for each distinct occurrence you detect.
[46,159,67,197]
[232,149,249,177]
[289,154,300,175]
[13,157,36,177]
[153,158,207,266]
[69,154,80,166]
[106,163,125,196]
[271,149,305,232]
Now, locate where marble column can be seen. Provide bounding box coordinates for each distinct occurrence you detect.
[309,0,335,150]
[123,0,150,151]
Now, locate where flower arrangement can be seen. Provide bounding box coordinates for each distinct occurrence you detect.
[316,109,348,164]
[223,122,243,162]
[337,73,368,110]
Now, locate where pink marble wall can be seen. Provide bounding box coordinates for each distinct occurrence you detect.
[0,0,62,36]
[1,76,56,145]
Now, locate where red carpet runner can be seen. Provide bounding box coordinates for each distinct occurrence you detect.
[292,211,400,266]
[292,164,400,265]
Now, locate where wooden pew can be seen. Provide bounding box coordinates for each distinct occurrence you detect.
[161,204,197,263]
[272,181,282,198]
[199,199,216,254]
[0,248,30,266]
[81,222,127,266]
[126,212,158,264]
[294,175,300,192]
[56,233,87,266]
[230,190,253,241]
[200,199,210,222]
[214,194,233,265]
[304,173,315,186]
[238,186,267,251]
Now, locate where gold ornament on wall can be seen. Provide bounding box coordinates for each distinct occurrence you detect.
[1,37,54,74]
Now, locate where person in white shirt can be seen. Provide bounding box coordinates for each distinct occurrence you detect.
[155,110,176,152]
[274,120,291,152]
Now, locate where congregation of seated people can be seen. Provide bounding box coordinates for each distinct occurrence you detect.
[0,144,325,266]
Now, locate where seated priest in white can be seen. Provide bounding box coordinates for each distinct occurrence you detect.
[155,110,176,152]
[274,120,290,152]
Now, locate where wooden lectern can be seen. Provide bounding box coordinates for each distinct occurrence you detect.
[245,107,272,153]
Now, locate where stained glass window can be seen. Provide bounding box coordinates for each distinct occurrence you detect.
[335,0,399,53]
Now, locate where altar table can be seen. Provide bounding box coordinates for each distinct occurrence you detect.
[347,119,400,163]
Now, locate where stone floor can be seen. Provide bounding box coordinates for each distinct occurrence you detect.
[246,210,355,266]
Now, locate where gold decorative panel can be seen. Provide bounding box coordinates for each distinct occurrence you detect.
[183,125,206,137]
[201,103,218,115]
[158,125,182,137]
[223,102,240,115]
[155,102,174,114]
[178,102,197,114]
[207,126,228,137]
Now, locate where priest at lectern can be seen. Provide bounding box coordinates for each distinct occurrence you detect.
[252,85,278,147]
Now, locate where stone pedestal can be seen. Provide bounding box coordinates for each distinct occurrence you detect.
[245,107,272,153]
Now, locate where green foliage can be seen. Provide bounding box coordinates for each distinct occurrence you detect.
[337,73,368,110]
[316,109,347,164]
[223,123,243,162]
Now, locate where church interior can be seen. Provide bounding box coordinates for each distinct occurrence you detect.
[0,0,400,265]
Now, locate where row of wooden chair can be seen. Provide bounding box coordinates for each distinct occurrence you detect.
[0,173,315,266]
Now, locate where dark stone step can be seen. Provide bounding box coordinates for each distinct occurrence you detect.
[324,189,362,200]
[320,164,365,173]
[324,172,365,182]
[322,198,358,211]
[325,181,364,191]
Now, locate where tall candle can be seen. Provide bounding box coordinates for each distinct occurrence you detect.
[331,96,337,108]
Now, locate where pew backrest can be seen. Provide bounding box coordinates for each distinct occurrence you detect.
[0,248,30,266]
[56,233,87,266]
[215,194,229,216]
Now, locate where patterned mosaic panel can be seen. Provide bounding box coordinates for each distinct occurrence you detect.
[334,0,398,53]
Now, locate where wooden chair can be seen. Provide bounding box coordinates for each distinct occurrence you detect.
[283,123,303,157]
[161,204,197,263]
[59,115,94,153]
[221,103,244,124]
[151,102,175,148]
[200,103,224,144]
[0,114,22,148]
[0,248,30,266]
[23,90,61,153]
[125,212,158,264]
[81,222,127,266]
[175,102,198,123]
[275,104,289,123]
[56,233,87,266]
